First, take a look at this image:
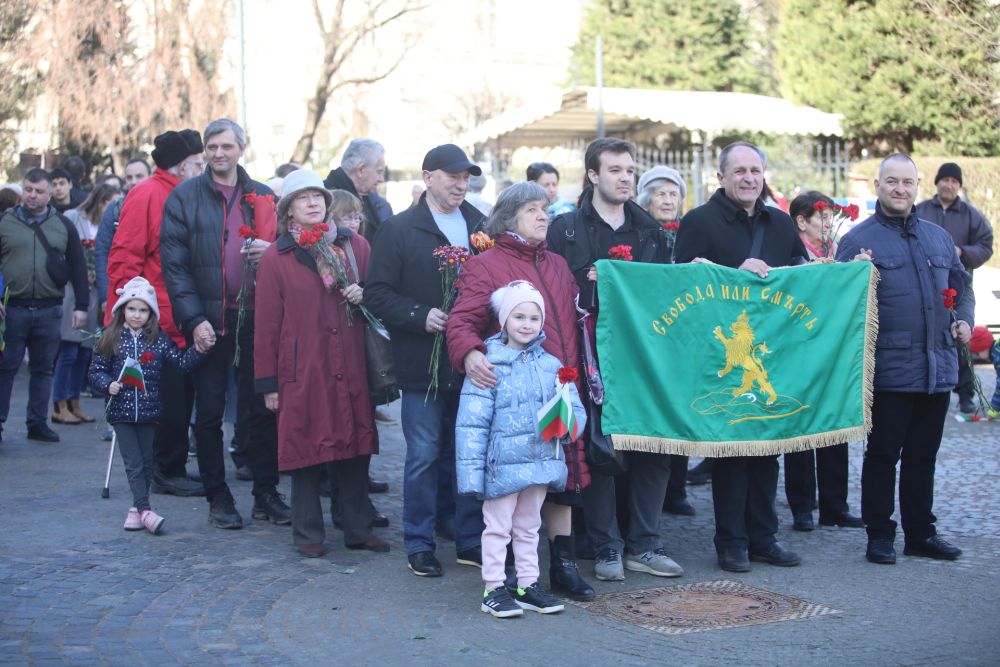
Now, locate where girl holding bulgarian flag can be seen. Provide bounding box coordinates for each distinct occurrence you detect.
[455,281,586,618]
[89,277,206,534]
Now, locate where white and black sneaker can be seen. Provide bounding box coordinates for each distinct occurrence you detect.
[513,583,565,614]
[481,586,523,618]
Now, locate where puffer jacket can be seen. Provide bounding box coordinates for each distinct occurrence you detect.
[89,329,204,424]
[160,166,275,338]
[456,332,586,501]
[836,202,973,393]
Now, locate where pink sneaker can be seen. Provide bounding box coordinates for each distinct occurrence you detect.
[124,507,143,531]
[140,509,164,534]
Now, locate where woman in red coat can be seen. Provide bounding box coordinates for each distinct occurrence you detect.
[446,181,594,601]
[255,170,387,558]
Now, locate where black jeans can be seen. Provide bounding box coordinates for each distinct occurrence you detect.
[784,444,850,518]
[955,359,973,401]
[153,361,195,480]
[862,391,949,542]
[291,456,372,547]
[665,455,689,503]
[114,423,157,512]
[192,309,278,502]
[711,455,779,552]
[582,451,671,555]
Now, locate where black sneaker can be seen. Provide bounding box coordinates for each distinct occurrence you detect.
[208,493,244,529]
[27,423,59,442]
[252,491,292,525]
[514,583,565,614]
[481,586,523,618]
[456,546,482,568]
[151,474,205,497]
[407,551,443,577]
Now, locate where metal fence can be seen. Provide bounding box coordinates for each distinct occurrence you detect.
[632,140,851,207]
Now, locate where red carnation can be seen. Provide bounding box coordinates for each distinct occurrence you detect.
[557,366,579,385]
[813,201,829,212]
[608,244,633,261]
[139,351,154,364]
[238,225,257,240]
[942,288,958,310]
[845,204,860,221]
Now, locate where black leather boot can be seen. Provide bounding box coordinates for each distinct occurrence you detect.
[549,535,595,601]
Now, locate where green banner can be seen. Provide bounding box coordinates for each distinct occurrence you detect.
[595,260,878,456]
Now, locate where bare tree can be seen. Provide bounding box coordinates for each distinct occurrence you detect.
[441,84,521,160]
[290,0,424,165]
[12,0,232,174]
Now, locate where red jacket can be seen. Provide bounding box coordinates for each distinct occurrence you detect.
[106,169,185,345]
[254,231,378,471]
[446,233,590,490]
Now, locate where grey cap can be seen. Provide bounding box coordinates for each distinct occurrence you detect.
[637,166,687,201]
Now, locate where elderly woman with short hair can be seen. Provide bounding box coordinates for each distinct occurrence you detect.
[446,181,594,601]
[254,170,388,558]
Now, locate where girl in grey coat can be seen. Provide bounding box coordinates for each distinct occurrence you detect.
[456,281,585,618]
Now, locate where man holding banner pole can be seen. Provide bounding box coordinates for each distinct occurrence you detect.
[673,141,808,572]
[836,154,968,565]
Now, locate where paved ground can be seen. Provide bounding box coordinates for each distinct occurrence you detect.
[2,369,999,666]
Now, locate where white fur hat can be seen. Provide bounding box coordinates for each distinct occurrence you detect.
[491,280,545,331]
[112,276,160,319]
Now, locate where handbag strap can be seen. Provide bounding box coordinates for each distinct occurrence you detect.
[342,237,360,283]
[18,216,58,254]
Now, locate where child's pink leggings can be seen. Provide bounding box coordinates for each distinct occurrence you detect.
[481,484,548,589]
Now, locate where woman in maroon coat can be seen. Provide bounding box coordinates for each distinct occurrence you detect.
[255,170,387,558]
[446,181,594,601]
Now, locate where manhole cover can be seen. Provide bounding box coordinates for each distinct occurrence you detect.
[574,580,838,635]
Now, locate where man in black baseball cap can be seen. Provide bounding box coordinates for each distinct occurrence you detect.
[364,144,487,577]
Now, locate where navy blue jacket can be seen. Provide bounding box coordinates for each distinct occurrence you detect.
[837,203,973,394]
[89,329,204,424]
[94,197,123,305]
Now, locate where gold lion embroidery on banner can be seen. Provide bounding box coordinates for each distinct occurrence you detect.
[691,310,810,425]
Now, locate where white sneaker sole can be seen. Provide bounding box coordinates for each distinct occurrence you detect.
[515,601,565,614]
[624,559,683,577]
[481,604,523,618]
[593,569,625,582]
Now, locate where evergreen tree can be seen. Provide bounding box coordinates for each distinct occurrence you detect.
[777,0,1000,155]
[570,0,765,93]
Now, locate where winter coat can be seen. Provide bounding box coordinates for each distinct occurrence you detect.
[94,196,123,307]
[60,209,99,346]
[446,232,590,491]
[674,188,808,268]
[89,329,204,424]
[364,195,485,393]
[547,190,672,298]
[0,205,88,309]
[160,166,276,339]
[456,332,586,501]
[107,169,187,345]
[836,202,974,394]
[254,230,379,472]
[323,167,389,244]
[915,195,994,272]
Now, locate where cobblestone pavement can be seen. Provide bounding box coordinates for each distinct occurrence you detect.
[2,369,999,666]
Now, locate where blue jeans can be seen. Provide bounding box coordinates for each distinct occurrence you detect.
[52,341,92,402]
[400,389,483,556]
[0,304,62,429]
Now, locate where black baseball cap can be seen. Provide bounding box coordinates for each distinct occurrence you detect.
[421,144,482,176]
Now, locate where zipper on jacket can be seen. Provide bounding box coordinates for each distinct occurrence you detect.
[133,332,140,423]
[218,190,229,336]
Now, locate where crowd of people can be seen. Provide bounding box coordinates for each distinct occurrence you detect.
[0,120,990,618]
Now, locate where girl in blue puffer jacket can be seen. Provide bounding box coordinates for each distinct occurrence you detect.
[456,281,586,618]
[89,277,205,535]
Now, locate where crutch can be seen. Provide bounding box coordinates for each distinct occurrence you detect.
[101,430,117,498]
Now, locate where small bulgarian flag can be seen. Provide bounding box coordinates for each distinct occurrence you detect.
[117,357,146,393]
[538,368,579,442]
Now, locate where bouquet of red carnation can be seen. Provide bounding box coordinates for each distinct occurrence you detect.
[232,224,259,366]
[942,287,990,415]
[244,193,277,239]
[426,244,472,400]
[608,244,633,261]
[813,200,861,257]
[295,223,383,331]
